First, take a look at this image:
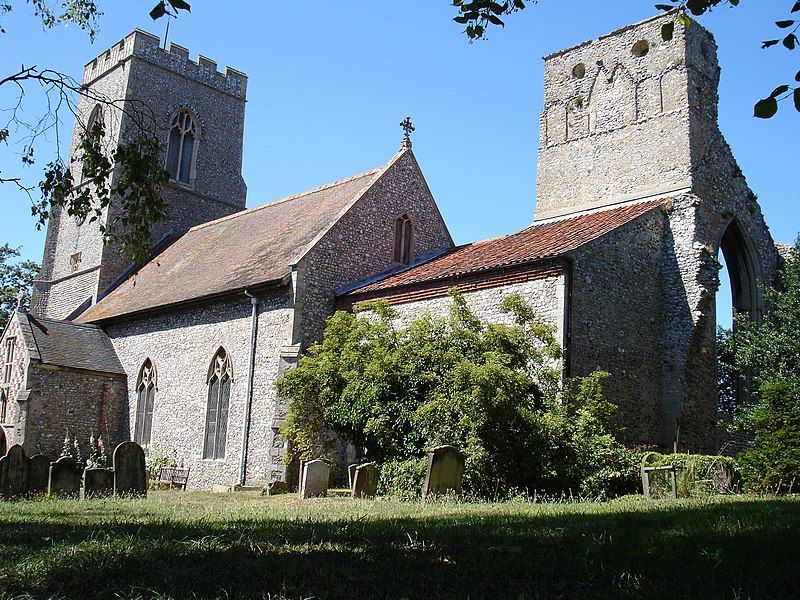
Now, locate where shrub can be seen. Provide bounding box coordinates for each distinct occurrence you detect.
[640,452,739,497]
[278,290,635,499]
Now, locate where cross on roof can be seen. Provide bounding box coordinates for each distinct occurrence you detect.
[399,116,415,150]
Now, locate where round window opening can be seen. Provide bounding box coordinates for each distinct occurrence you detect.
[572,63,586,79]
[631,40,650,57]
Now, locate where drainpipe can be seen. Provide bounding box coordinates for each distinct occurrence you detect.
[238,289,259,487]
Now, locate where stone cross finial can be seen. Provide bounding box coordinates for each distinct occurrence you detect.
[399,116,415,150]
[15,289,24,311]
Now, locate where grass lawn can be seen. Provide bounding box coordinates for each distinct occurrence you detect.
[0,491,798,599]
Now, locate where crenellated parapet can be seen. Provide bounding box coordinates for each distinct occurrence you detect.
[83,29,247,99]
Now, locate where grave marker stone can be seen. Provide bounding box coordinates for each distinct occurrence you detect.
[348,463,359,489]
[299,459,330,499]
[48,457,81,498]
[352,462,379,499]
[1,444,29,499]
[29,454,52,495]
[113,441,147,497]
[268,480,289,495]
[84,468,115,498]
[422,445,465,500]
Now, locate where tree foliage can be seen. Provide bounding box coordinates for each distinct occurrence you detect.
[725,238,800,492]
[0,244,39,330]
[277,291,634,499]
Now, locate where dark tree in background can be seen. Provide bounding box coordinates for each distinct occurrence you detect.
[0,245,39,330]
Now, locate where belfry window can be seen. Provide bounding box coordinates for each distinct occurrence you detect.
[134,359,156,447]
[81,105,104,182]
[394,214,414,265]
[166,110,199,186]
[204,347,232,460]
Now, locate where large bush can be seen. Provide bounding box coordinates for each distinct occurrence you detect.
[277,290,634,499]
[725,238,800,493]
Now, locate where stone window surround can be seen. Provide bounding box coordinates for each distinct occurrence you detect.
[394,213,414,265]
[134,357,157,447]
[166,109,201,189]
[202,346,233,461]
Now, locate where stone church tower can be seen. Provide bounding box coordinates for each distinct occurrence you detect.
[535,13,779,450]
[34,30,248,320]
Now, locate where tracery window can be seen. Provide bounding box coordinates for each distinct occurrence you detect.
[393,214,414,265]
[204,348,232,460]
[134,358,156,446]
[2,337,16,423]
[166,110,199,186]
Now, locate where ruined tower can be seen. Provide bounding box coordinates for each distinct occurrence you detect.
[34,31,248,320]
[536,13,779,450]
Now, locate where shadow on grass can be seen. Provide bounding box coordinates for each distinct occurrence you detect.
[0,498,798,599]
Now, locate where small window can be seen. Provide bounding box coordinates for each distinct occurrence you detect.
[166,110,199,186]
[0,388,7,423]
[70,252,82,273]
[204,348,232,460]
[3,337,15,385]
[393,214,414,265]
[631,40,650,57]
[134,359,156,447]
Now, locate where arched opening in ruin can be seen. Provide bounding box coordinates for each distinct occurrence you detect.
[716,219,762,414]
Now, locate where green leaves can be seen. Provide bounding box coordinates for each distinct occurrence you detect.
[452,0,524,40]
[754,96,778,119]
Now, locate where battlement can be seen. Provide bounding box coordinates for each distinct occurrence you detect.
[83,30,248,99]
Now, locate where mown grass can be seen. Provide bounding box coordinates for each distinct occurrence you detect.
[0,491,798,599]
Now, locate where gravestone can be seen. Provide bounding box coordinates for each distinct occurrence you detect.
[268,480,289,495]
[422,445,465,500]
[84,468,115,498]
[48,457,82,498]
[299,459,330,499]
[351,462,379,499]
[113,441,147,497]
[1,444,30,499]
[29,454,52,495]
[348,463,359,489]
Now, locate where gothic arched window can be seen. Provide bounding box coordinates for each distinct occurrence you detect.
[204,347,232,460]
[394,214,414,265]
[134,358,156,446]
[166,110,199,186]
[80,104,105,187]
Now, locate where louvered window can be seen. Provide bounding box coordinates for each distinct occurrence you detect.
[166,110,198,186]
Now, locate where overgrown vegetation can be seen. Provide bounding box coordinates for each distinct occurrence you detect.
[720,238,800,493]
[0,492,799,599]
[278,291,636,499]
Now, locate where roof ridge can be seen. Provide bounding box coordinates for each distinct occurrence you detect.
[189,165,385,233]
[27,313,101,330]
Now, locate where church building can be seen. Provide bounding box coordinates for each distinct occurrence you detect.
[0,13,781,489]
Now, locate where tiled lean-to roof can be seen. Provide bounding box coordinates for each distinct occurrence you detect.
[344,199,665,300]
[17,312,125,375]
[78,162,392,323]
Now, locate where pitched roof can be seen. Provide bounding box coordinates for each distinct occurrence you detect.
[17,312,125,375]
[78,160,393,323]
[345,199,665,297]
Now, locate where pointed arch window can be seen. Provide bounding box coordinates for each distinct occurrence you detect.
[394,214,414,265]
[80,104,105,186]
[204,348,232,460]
[166,110,199,186]
[134,359,156,446]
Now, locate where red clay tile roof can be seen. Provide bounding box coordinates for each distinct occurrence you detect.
[345,199,665,296]
[77,165,388,323]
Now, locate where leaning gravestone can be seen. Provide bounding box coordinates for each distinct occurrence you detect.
[29,454,52,495]
[113,441,147,497]
[48,457,82,498]
[84,468,115,498]
[352,462,379,499]
[1,444,30,499]
[299,459,330,499]
[422,445,465,500]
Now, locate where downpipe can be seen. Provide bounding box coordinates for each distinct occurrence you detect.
[238,289,259,487]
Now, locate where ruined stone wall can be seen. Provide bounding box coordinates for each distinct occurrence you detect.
[21,367,128,459]
[536,13,693,220]
[105,288,294,490]
[295,149,453,346]
[568,205,666,447]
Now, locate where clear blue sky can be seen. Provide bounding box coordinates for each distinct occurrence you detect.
[1,1,798,327]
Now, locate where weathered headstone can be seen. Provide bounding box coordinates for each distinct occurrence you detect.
[29,454,52,495]
[1,444,29,499]
[351,462,379,499]
[422,445,465,500]
[348,463,360,489]
[84,467,115,498]
[113,441,147,497]
[299,459,330,499]
[268,480,289,495]
[48,457,82,498]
